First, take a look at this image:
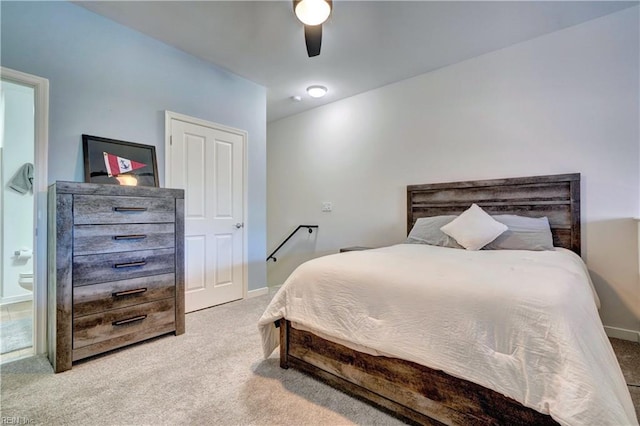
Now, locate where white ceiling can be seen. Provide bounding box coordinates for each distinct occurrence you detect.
[76,1,637,123]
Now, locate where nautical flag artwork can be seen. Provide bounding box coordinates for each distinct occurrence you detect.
[103,152,147,177]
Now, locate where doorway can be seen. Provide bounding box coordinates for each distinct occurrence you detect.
[165,111,247,312]
[0,67,48,362]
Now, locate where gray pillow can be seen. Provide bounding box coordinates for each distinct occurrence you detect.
[483,215,554,251]
[405,216,464,249]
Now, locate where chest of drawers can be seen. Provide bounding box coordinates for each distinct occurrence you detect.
[48,182,185,373]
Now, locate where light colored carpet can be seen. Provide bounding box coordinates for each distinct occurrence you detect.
[611,337,640,418]
[0,318,32,354]
[0,295,403,425]
[1,295,639,425]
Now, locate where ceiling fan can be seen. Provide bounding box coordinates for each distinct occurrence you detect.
[293,0,333,57]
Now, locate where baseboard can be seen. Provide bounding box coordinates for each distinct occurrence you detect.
[269,284,282,294]
[605,326,640,342]
[1,293,33,306]
[247,287,269,298]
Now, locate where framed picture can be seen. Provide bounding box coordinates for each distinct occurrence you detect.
[82,134,159,187]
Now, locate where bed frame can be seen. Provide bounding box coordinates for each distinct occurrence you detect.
[279,173,580,425]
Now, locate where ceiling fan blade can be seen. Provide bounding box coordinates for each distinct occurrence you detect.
[304,24,322,57]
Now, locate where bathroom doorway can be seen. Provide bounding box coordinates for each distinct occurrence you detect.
[0,67,48,363]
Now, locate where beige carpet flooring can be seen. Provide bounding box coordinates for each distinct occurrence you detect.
[1,294,639,425]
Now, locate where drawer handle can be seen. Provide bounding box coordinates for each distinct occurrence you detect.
[113,234,147,240]
[114,207,148,212]
[112,315,147,326]
[112,287,148,297]
[113,260,147,269]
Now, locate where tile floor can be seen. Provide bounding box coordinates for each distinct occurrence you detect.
[0,300,33,362]
[1,300,32,321]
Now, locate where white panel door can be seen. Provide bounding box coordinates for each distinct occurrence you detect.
[168,117,245,312]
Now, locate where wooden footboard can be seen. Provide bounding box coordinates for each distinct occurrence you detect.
[279,319,558,425]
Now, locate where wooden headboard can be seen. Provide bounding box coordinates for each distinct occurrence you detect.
[407,173,581,255]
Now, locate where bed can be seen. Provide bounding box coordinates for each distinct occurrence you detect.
[258,173,637,425]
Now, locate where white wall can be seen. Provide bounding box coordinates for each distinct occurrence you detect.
[2,1,268,292]
[1,80,35,303]
[267,7,640,334]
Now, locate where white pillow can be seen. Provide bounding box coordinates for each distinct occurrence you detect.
[440,204,508,250]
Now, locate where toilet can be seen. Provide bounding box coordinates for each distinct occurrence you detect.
[18,272,33,292]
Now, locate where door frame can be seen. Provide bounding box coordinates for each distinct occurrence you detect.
[1,67,49,355]
[164,110,249,300]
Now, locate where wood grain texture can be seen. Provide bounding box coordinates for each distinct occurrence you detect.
[48,182,185,372]
[73,273,176,317]
[72,322,177,362]
[287,356,444,426]
[73,298,175,349]
[73,195,176,224]
[174,198,185,335]
[54,181,184,198]
[407,173,581,255]
[72,248,175,286]
[285,322,558,425]
[47,187,56,369]
[279,318,289,369]
[73,223,175,255]
[48,189,74,373]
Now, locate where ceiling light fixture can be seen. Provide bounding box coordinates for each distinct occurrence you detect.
[307,85,328,98]
[294,0,332,26]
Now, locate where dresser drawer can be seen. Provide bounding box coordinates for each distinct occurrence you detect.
[73,195,175,225]
[49,182,185,373]
[73,273,176,318]
[73,248,175,286]
[74,223,175,255]
[73,298,175,349]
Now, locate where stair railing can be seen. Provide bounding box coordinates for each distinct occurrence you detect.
[266,225,318,262]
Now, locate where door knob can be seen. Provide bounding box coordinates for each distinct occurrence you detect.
[234,223,244,229]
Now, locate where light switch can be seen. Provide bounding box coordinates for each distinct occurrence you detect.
[322,202,333,212]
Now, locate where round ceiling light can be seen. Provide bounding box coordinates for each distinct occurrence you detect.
[295,0,331,26]
[307,85,328,98]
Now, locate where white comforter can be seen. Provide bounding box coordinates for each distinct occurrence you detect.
[258,244,637,426]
